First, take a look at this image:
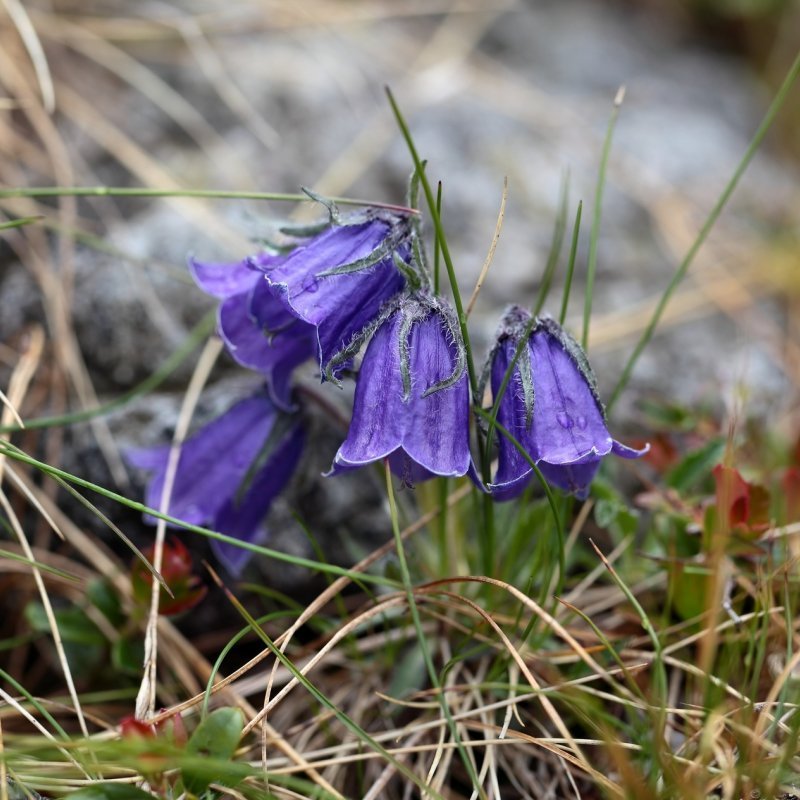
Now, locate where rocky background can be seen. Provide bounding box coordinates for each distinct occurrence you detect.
[1,0,798,590]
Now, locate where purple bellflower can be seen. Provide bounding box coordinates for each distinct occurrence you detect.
[126,389,304,576]
[189,256,315,411]
[250,205,413,383]
[330,293,471,485]
[487,307,647,499]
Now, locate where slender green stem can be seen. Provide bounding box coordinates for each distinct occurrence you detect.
[480,492,496,578]
[533,171,569,317]
[0,311,216,435]
[0,185,419,214]
[201,611,296,719]
[433,181,443,294]
[0,215,43,231]
[583,87,625,350]
[384,463,485,799]
[608,50,800,411]
[559,200,583,326]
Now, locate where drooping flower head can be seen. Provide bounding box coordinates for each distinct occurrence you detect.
[126,388,304,576]
[189,256,315,411]
[329,292,472,485]
[487,307,647,499]
[250,200,414,383]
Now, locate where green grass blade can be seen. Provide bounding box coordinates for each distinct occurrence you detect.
[533,170,570,317]
[583,87,625,350]
[560,200,583,325]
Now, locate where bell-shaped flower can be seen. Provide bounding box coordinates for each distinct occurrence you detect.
[329,293,471,484]
[251,207,413,382]
[189,255,315,410]
[127,388,304,576]
[487,307,647,499]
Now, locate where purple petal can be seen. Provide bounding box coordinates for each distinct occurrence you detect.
[612,439,650,459]
[218,291,315,409]
[125,443,170,472]
[211,423,305,576]
[489,337,537,498]
[529,328,612,465]
[259,220,406,375]
[400,310,471,477]
[249,278,301,333]
[188,256,260,298]
[487,311,649,501]
[537,459,602,499]
[332,306,470,480]
[130,393,280,526]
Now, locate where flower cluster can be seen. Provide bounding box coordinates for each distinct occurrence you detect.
[485,307,648,500]
[130,194,647,575]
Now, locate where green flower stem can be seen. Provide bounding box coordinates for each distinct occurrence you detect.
[433,181,443,294]
[385,88,496,576]
[0,215,43,231]
[608,50,800,411]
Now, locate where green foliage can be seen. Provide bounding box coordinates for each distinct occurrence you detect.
[666,436,727,492]
[182,708,246,794]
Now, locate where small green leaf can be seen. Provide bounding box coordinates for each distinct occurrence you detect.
[183,707,244,793]
[65,784,157,800]
[666,437,726,493]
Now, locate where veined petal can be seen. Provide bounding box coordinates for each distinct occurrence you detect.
[129,392,280,527]
[258,217,409,375]
[211,423,305,576]
[128,390,305,575]
[612,439,650,459]
[529,327,612,465]
[487,308,648,500]
[489,336,536,495]
[331,310,407,468]
[331,300,471,481]
[249,278,301,333]
[399,309,471,477]
[537,459,602,499]
[218,292,314,410]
